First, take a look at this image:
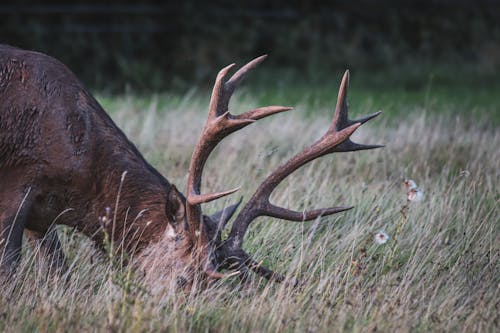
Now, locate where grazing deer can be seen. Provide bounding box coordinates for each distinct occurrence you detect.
[0,44,381,287]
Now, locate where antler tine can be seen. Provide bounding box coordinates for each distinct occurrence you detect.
[208,63,236,118]
[329,70,351,132]
[188,186,241,206]
[225,55,268,94]
[266,204,354,221]
[238,106,293,121]
[226,70,382,257]
[352,110,383,125]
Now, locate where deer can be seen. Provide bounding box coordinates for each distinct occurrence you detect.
[0,44,382,288]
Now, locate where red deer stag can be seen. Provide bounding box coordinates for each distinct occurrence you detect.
[0,44,381,287]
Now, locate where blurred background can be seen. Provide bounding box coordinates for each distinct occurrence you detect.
[0,0,500,124]
[1,0,499,123]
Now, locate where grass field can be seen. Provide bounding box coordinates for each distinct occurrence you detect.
[0,69,498,332]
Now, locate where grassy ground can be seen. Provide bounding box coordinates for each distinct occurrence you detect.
[0,70,498,332]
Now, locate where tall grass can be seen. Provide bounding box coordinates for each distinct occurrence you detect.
[0,91,498,332]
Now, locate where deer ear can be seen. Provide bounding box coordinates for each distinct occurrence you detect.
[166,185,185,225]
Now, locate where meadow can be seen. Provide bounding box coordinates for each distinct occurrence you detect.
[0,67,498,332]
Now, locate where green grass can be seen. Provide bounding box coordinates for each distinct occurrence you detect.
[98,62,500,126]
[1,69,499,332]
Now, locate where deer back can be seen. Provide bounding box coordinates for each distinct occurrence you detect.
[0,44,181,253]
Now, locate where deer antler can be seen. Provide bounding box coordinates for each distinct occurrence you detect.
[217,69,382,281]
[188,57,381,282]
[185,56,292,275]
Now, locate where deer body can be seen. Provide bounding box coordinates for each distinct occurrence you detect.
[0,44,382,287]
[0,45,186,276]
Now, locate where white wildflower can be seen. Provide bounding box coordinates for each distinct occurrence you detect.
[374,231,389,245]
[404,179,424,202]
[407,188,424,202]
[403,179,418,190]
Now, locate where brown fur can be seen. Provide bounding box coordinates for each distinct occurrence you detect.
[0,44,192,282]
